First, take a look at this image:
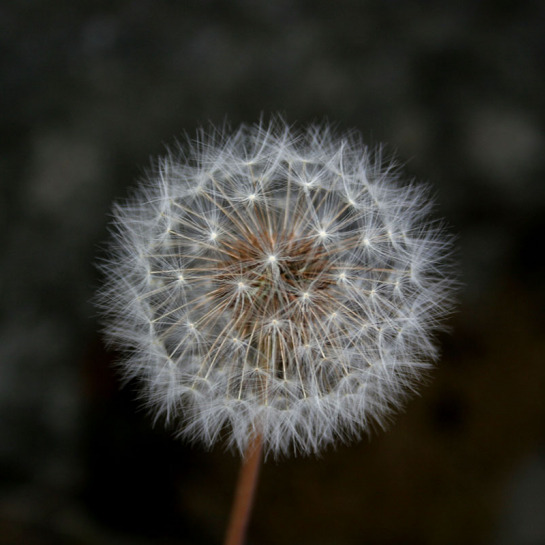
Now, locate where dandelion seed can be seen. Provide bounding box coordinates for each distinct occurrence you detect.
[97,119,454,459]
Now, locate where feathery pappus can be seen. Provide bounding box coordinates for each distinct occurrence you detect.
[97,120,454,457]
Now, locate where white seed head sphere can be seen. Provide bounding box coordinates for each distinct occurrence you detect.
[98,121,454,457]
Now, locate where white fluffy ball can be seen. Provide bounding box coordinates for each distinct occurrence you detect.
[98,120,454,457]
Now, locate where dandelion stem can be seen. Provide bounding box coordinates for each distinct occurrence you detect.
[223,433,263,545]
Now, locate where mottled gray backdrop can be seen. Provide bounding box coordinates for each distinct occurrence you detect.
[1,1,544,544]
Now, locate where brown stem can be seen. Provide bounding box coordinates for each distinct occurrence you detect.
[223,434,263,545]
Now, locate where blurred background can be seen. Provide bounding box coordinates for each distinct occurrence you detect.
[1,1,544,544]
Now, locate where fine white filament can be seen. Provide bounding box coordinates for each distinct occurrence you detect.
[98,121,454,457]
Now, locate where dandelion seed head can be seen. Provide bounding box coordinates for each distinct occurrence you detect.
[97,119,455,457]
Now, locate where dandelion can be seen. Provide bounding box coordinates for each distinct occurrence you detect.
[97,119,454,544]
